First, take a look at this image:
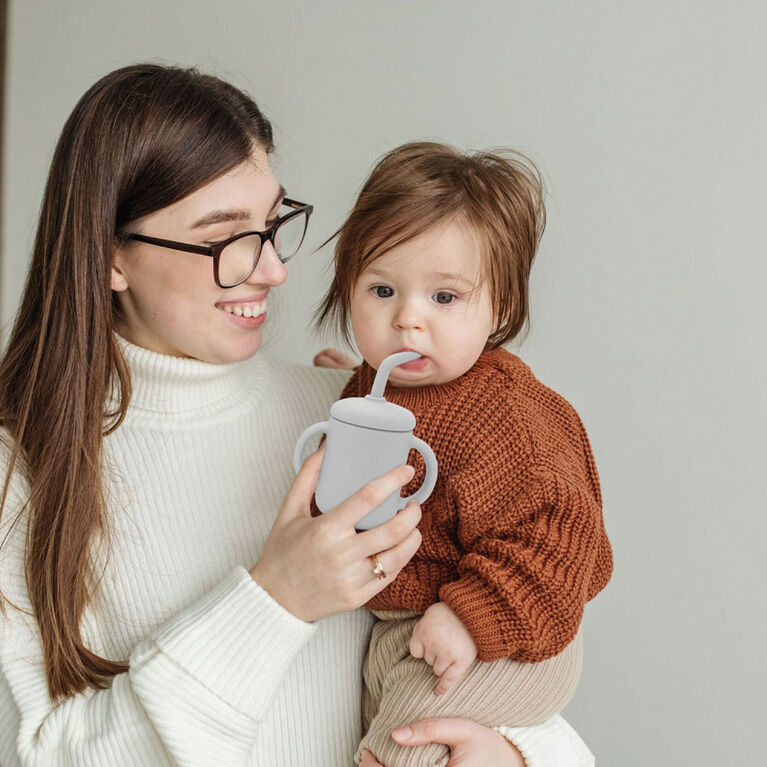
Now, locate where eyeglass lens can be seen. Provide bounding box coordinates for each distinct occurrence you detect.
[217,207,309,287]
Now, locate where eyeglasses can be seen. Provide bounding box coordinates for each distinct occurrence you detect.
[122,198,313,288]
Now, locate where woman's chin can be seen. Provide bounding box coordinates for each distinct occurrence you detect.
[218,333,264,364]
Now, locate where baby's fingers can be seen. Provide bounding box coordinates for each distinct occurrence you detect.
[434,663,462,695]
[410,636,425,659]
[432,657,451,677]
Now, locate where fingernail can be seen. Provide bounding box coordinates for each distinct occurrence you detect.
[392,726,412,741]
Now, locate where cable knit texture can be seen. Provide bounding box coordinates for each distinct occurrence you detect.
[342,347,613,662]
[0,337,595,766]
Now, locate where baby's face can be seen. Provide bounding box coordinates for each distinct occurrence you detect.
[350,219,496,387]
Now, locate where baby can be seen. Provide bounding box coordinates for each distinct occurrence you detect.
[314,142,613,767]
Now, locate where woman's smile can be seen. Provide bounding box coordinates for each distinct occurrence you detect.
[216,293,268,327]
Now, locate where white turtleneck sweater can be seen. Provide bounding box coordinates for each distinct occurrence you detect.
[0,337,594,766]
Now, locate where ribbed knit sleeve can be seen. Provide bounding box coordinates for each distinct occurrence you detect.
[496,715,596,767]
[0,472,316,767]
[440,463,604,661]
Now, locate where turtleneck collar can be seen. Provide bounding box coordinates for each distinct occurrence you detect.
[114,335,251,413]
[360,347,512,410]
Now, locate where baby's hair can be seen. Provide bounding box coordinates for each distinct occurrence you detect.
[315,141,545,350]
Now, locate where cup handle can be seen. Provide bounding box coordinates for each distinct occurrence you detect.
[293,421,329,473]
[399,437,438,509]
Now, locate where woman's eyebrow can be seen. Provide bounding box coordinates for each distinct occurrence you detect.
[191,209,250,229]
[190,186,286,230]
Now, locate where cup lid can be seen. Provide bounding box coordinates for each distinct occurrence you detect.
[330,395,416,431]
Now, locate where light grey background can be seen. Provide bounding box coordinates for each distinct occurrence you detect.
[2,2,765,764]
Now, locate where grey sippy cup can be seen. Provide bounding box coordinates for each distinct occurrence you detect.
[293,351,438,530]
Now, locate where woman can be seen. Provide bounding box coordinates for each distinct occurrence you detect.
[0,64,594,765]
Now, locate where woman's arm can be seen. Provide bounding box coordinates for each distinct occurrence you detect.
[359,715,594,767]
[1,447,420,766]
[1,560,313,766]
[496,716,596,767]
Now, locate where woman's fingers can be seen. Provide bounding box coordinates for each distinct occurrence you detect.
[358,523,422,601]
[326,464,416,531]
[392,717,473,747]
[390,717,527,766]
[277,445,325,521]
[359,749,384,767]
[251,461,420,623]
[354,499,422,557]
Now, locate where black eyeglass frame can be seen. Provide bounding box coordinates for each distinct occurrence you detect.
[121,198,314,288]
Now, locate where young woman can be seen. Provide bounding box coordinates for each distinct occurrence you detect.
[0,63,594,766]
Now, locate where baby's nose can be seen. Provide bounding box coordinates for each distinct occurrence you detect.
[392,303,424,330]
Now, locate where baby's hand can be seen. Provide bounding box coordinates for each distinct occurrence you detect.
[312,348,358,370]
[409,602,478,695]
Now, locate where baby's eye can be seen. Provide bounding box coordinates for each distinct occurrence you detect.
[372,286,394,298]
[434,292,456,305]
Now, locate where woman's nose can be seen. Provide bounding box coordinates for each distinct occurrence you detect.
[247,240,287,287]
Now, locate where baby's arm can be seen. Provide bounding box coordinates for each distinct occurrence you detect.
[441,461,602,662]
[436,388,611,663]
[409,601,477,694]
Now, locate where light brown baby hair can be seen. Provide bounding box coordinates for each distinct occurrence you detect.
[315,141,546,349]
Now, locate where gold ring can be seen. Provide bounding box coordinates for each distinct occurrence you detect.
[370,554,387,580]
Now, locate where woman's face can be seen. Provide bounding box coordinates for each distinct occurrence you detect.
[111,148,287,364]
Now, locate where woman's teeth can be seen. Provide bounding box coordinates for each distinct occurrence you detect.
[221,301,265,318]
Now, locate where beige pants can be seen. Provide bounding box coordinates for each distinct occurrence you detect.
[356,610,583,767]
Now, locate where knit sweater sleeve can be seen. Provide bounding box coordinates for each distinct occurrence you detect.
[0,454,316,766]
[438,415,609,663]
[497,715,595,767]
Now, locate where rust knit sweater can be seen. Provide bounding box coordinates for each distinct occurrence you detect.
[340,347,612,663]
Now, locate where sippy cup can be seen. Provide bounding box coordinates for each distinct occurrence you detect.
[293,351,438,530]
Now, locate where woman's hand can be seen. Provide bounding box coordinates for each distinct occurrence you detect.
[359,718,526,767]
[313,347,358,370]
[250,447,422,622]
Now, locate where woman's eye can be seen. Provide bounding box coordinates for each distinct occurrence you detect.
[434,292,455,305]
[204,234,235,246]
[372,286,393,298]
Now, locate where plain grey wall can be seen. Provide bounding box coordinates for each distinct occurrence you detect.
[2,2,765,764]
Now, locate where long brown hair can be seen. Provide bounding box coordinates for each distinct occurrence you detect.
[0,64,274,702]
[316,141,545,349]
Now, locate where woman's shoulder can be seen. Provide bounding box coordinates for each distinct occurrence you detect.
[257,355,352,416]
[264,355,352,388]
